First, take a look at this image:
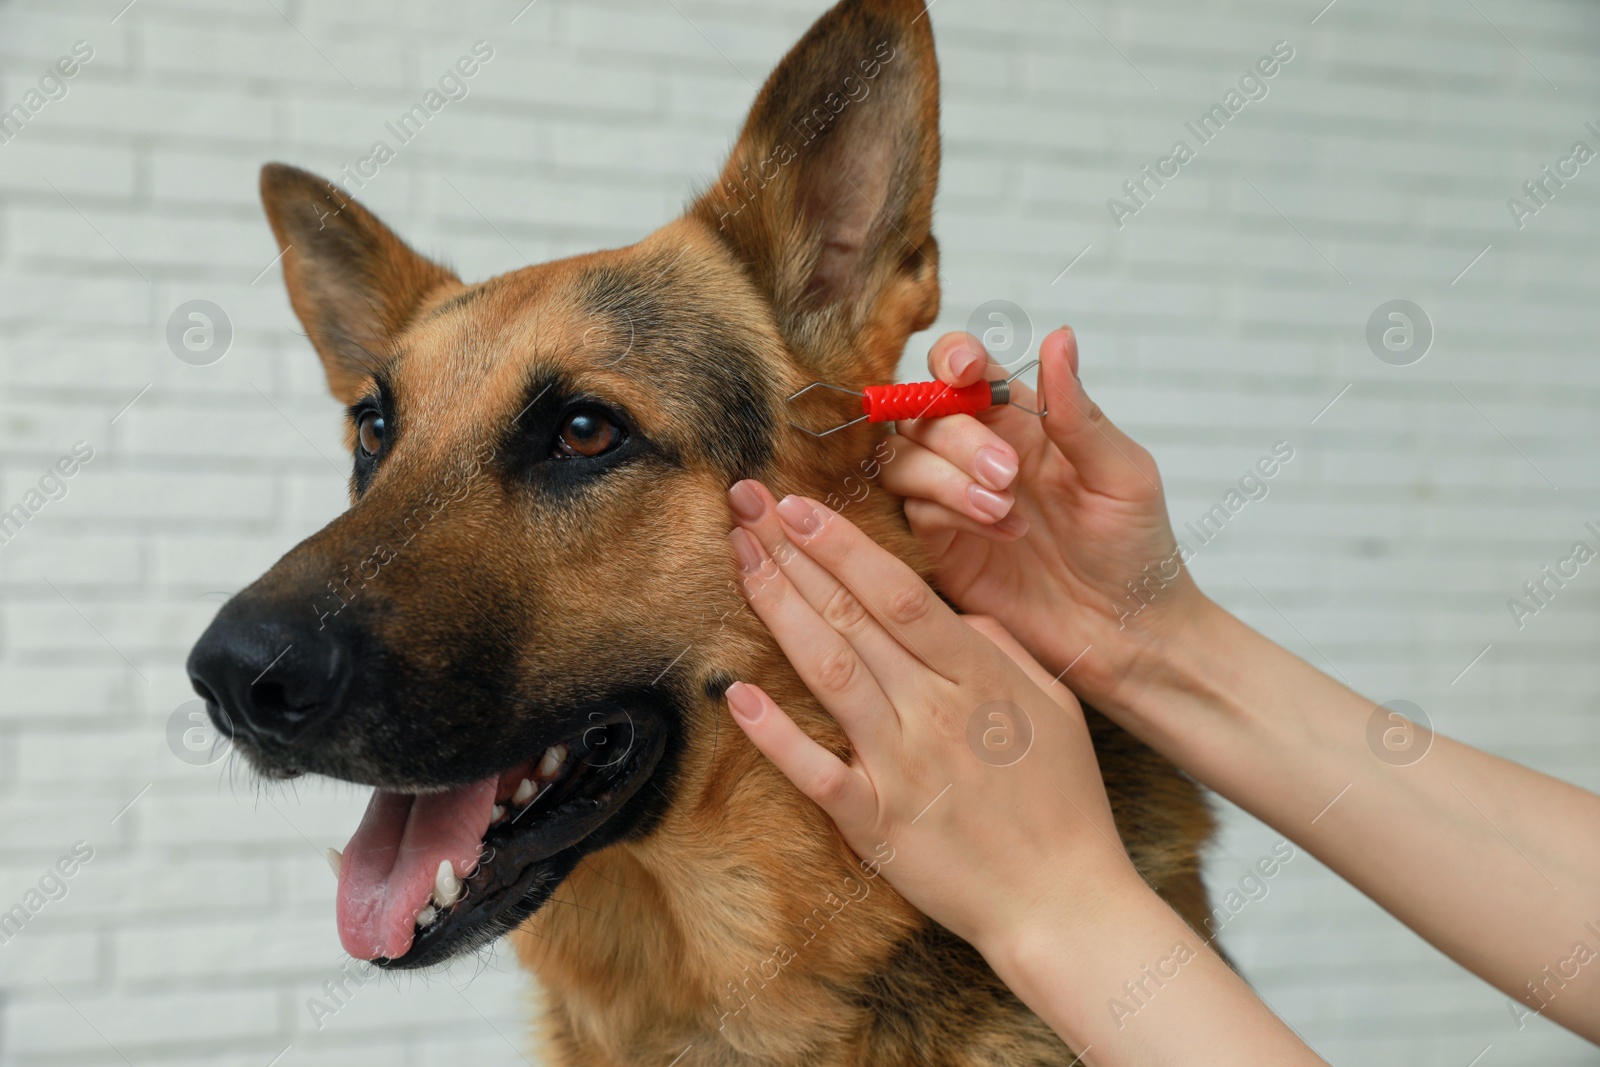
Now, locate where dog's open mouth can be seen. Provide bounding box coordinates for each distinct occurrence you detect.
[334,710,665,969]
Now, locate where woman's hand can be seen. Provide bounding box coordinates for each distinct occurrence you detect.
[877,329,1600,1048]
[878,327,1207,714]
[721,481,1327,1064]
[723,479,1133,953]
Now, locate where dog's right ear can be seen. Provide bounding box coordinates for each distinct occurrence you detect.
[259,164,459,404]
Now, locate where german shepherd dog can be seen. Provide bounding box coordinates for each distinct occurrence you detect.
[186,0,1216,1061]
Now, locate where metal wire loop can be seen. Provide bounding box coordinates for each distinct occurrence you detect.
[787,381,864,402]
[999,359,1048,417]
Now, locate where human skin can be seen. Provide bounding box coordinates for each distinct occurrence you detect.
[874,326,1600,1044]
[722,480,1325,1064]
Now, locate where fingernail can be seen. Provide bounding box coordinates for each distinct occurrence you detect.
[949,344,981,381]
[1060,326,1080,381]
[726,681,764,724]
[968,484,1014,521]
[729,527,766,572]
[973,447,1017,491]
[728,480,766,521]
[776,495,821,535]
[994,511,1030,538]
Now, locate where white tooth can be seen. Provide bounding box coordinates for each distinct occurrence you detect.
[511,778,535,805]
[416,904,436,927]
[491,804,506,823]
[325,847,343,879]
[433,859,463,908]
[538,743,568,780]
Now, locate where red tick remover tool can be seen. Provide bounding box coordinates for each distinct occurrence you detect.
[786,360,1047,438]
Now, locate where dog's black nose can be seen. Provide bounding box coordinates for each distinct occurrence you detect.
[187,605,349,746]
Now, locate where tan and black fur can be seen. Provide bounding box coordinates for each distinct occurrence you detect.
[187,1,1216,1063]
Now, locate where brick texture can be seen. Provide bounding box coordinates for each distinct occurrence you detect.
[0,0,1597,1064]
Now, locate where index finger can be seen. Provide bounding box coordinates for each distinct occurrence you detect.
[915,333,1050,446]
[962,616,1079,711]
[771,495,971,676]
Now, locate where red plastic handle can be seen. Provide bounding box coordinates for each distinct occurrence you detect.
[861,380,995,422]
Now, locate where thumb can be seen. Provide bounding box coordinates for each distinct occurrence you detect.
[961,616,1073,701]
[1038,327,1161,497]
[927,332,991,387]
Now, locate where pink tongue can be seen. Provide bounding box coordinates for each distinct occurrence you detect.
[336,778,498,960]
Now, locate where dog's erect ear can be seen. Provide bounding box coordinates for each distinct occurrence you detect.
[690,0,940,385]
[260,163,459,404]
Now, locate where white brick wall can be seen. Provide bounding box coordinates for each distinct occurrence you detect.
[0,0,1595,1064]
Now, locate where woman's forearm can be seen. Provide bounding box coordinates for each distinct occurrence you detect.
[979,860,1325,1065]
[1107,596,1600,1041]
[878,324,1600,1042]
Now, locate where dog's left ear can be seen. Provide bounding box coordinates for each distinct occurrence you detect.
[690,0,940,385]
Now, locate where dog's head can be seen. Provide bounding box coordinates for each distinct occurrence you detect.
[187,0,940,969]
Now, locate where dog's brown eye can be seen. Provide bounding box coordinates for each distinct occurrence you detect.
[357,411,385,457]
[555,410,622,459]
